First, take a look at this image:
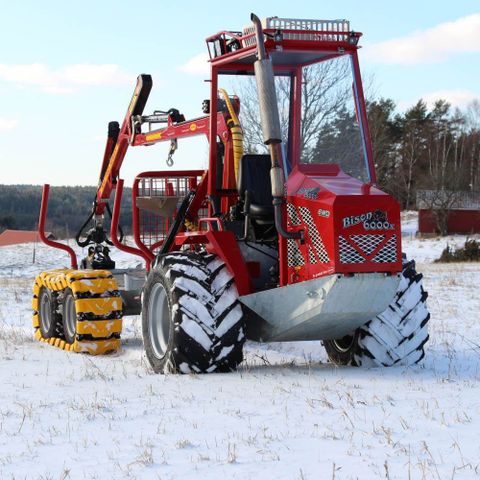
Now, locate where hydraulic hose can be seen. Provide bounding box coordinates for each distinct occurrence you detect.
[218,88,243,183]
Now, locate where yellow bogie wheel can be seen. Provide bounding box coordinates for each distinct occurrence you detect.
[37,286,60,338]
[62,288,77,344]
[32,269,123,355]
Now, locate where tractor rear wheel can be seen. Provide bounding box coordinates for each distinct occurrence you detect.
[323,258,430,367]
[142,251,246,374]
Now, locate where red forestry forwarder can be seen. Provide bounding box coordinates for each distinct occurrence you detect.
[33,15,429,372]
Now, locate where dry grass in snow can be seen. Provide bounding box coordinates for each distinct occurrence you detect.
[0,235,479,479]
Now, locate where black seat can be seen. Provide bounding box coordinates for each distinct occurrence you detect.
[237,154,274,219]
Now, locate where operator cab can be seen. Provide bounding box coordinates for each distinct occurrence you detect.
[206,17,400,288]
[208,17,371,184]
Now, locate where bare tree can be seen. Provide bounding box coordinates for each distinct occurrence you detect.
[464,100,480,192]
[229,56,351,161]
[417,101,473,234]
[417,189,463,236]
[397,101,429,209]
[300,58,351,162]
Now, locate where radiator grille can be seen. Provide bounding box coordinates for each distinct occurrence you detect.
[350,234,385,255]
[287,238,305,267]
[372,235,398,263]
[287,203,302,226]
[339,236,365,264]
[298,207,329,263]
[339,234,398,264]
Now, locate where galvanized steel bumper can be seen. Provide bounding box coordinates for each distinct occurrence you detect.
[240,273,401,342]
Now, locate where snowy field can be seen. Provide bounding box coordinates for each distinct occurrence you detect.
[1,217,480,479]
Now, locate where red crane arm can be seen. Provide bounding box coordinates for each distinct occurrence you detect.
[94,74,232,216]
[95,74,152,214]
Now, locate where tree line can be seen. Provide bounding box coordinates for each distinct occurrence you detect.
[0,185,132,238]
[366,98,480,210]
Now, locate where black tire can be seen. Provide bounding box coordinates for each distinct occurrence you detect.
[62,288,77,344]
[142,251,246,374]
[38,286,62,339]
[323,333,359,366]
[323,258,430,367]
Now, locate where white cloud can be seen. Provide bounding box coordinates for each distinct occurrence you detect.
[178,53,210,76]
[364,14,480,65]
[422,89,478,108]
[0,63,134,93]
[61,64,133,86]
[398,89,479,111]
[0,118,19,132]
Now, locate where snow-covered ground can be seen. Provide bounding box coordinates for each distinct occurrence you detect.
[1,218,479,479]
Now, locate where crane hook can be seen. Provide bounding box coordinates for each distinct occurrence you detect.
[166,139,177,167]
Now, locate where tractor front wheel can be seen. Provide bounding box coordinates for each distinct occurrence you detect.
[323,257,430,367]
[142,252,246,374]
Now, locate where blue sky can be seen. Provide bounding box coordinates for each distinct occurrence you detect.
[1,0,479,186]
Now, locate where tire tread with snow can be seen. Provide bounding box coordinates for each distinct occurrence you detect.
[324,258,430,367]
[142,251,245,374]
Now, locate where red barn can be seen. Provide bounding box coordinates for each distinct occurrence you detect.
[0,229,55,247]
[417,191,480,235]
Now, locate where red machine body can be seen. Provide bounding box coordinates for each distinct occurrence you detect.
[33,16,430,373]
[284,164,401,285]
[39,16,402,295]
